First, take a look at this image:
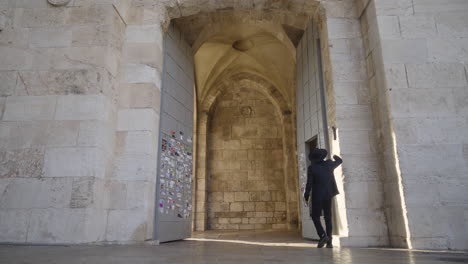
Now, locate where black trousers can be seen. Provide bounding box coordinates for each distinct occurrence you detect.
[311,199,332,239]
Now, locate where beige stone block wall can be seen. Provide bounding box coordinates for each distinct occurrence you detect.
[365,0,468,250]
[0,0,124,243]
[206,87,287,230]
[313,0,389,247]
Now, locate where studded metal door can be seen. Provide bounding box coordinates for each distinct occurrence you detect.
[154,22,195,243]
[296,21,330,240]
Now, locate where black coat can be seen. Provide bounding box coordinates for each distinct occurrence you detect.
[304,156,342,202]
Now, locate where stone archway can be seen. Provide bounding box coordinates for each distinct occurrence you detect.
[118,0,390,247]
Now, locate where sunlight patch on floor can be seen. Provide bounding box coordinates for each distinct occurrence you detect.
[185,237,316,248]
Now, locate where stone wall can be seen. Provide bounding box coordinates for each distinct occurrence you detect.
[367,0,468,250]
[206,86,287,230]
[0,0,124,243]
[317,1,389,247]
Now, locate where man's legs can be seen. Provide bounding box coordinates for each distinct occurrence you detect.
[311,200,329,248]
[311,201,325,238]
[323,199,333,247]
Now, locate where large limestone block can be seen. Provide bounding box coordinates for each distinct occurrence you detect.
[375,0,414,16]
[377,16,401,39]
[117,108,158,131]
[55,95,112,121]
[438,179,468,205]
[27,208,107,243]
[346,208,388,237]
[0,178,72,209]
[398,144,467,177]
[30,47,119,76]
[44,121,80,147]
[399,16,437,39]
[436,12,468,37]
[118,83,161,109]
[71,24,124,50]
[428,39,468,63]
[0,71,17,96]
[0,27,30,48]
[16,8,68,27]
[332,61,367,82]
[0,209,30,242]
[124,63,161,84]
[0,121,49,149]
[116,131,157,156]
[126,25,163,45]
[383,63,408,89]
[30,26,72,48]
[413,0,468,13]
[15,69,109,96]
[10,0,50,8]
[389,89,456,118]
[393,117,468,145]
[0,148,44,178]
[126,180,153,210]
[327,18,361,39]
[70,177,96,208]
[403,181,440,208]
[3,96,56,121]
[454,87,468,115]
[124,43,163,69]
[112,153,157,181]
[67,4,118,25]
[77,120,115,150]
[345,181,385,209]
[381,39,428,63]
[43,147,105,177]
[339,130,374,155]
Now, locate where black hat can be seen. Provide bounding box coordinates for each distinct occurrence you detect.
[309,148,327,161]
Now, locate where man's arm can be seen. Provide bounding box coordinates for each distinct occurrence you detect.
[330,155,343,169]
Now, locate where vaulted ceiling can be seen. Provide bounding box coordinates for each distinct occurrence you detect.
[173,10,311,106]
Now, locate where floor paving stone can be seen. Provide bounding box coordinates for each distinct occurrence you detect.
[0,231,466,264]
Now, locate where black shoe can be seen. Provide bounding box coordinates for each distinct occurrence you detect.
[326,237,333,248]
[317,236,330,248]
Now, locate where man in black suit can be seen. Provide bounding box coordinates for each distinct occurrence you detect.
[304,148,342,248]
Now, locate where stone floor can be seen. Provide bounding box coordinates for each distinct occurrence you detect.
[0,230,467,264]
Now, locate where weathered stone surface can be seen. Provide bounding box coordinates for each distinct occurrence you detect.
[436,12,468,37]
[27,208,106,243]
[0,178,72,209]
[106,209,147,241]
[0,148,44,178]
[118,83,161,109]
[16,69,108,96]
[0,71,17,97]
[400,16,437,38]
[406,63,467,88]
[70,177,94,208]
[117,108,158,132]
[0,209,30,242]
[43,147,104,178]
[381,39,428,63]
[55,95,112,121]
